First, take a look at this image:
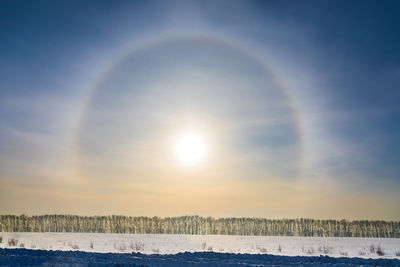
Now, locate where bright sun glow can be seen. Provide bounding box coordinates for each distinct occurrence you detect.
[174,131,207,166]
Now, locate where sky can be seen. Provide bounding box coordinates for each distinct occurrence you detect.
[0,0,399,220]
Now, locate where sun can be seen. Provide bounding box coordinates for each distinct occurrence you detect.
[174,131,207,166]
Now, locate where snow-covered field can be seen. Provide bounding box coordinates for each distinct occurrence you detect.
[1,232,399,259]
[2,249,400,266]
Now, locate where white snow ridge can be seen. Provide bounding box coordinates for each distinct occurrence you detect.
[1,232,399,259]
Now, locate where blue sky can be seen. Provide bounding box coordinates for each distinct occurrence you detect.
[0,0,399,219]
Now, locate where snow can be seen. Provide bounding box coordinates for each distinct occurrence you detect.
[1,232,399,259]
[2,249,400,266]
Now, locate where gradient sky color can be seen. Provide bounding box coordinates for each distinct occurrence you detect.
[0,0,399,220]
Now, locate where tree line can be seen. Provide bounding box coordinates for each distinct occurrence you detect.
[1,215,399,238]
